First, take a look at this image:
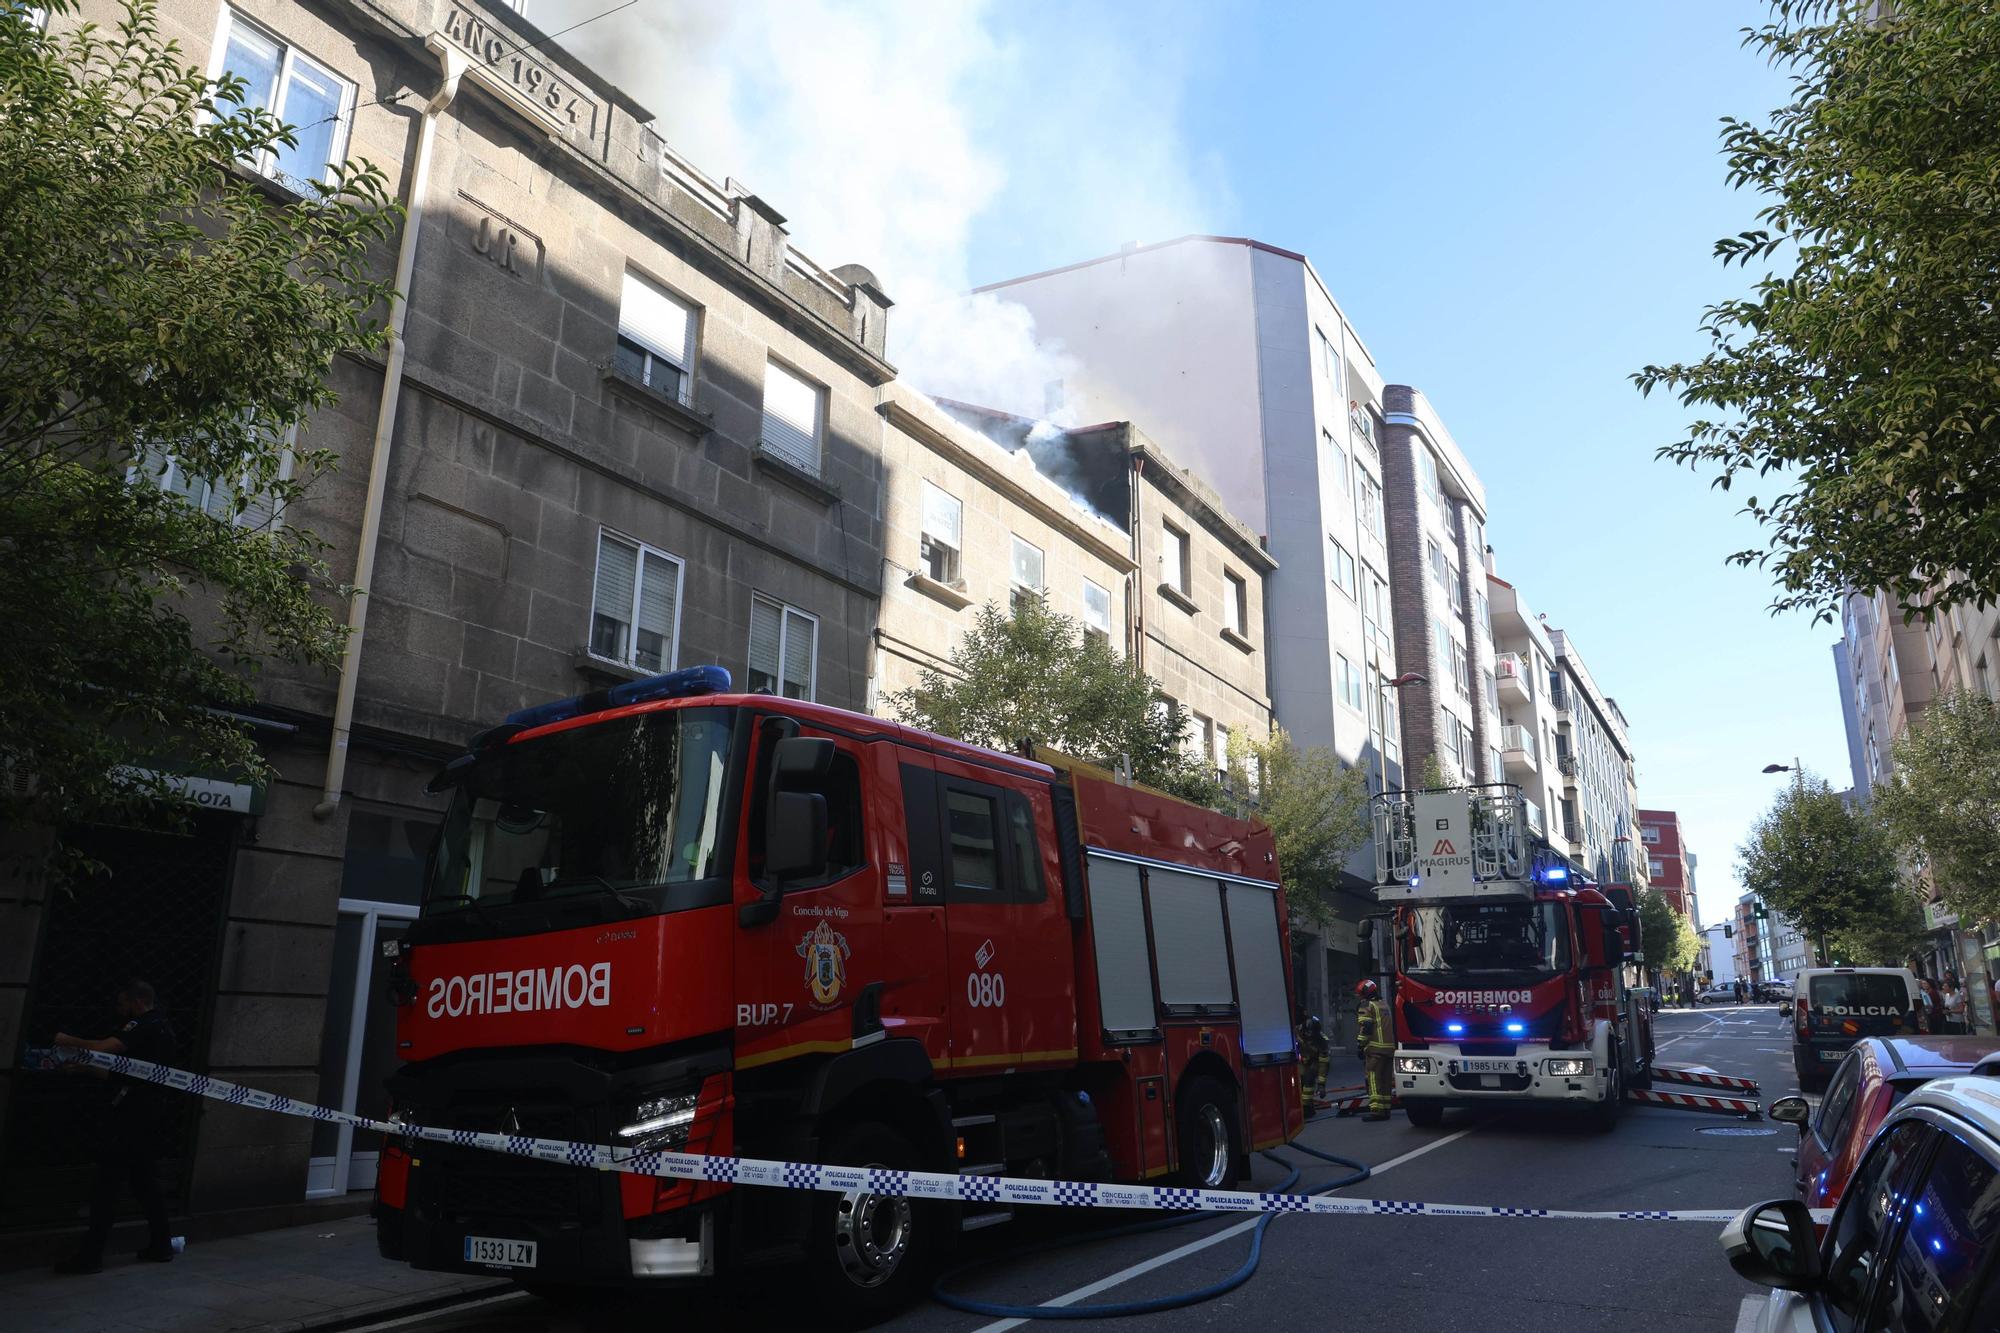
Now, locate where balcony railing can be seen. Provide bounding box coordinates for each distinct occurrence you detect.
[1556,750,1578,779]
[1549,682,1571,715]
[1500,724,1537,771]
[1562,816,1580,844]
[1523,798,1545,836]
[1496,653,1531,700]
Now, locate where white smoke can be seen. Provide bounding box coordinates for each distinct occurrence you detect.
[533,0,1223,417]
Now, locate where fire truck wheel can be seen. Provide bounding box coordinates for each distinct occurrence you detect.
[1591,1042,1624,1131]
[1173,1076,1241,1190]
[808,1121,939,1318]
[1404,1101,1446,1129]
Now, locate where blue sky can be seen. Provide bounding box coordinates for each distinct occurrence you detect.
[555,0,1851,924]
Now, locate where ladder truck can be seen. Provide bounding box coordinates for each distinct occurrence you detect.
[369,666,1305,1316]
[1358,782,1653,1129]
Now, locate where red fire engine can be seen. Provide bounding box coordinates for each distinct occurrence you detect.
[1360,783,1653,1129]
[372,666,1304,1313]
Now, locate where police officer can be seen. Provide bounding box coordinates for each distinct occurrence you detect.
[51,979,177,1274]
[1354,980,1393,1122]
[1296,1015,1330,1113]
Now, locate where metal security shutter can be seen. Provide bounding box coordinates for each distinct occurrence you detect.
[762,360,822,475]
[1147,869,1232,1007]
[1086,854,1155,1035]
[748,594,782,692]
[1225,883,1291,1055]
[634,548,679,671]
[593,534,638,662]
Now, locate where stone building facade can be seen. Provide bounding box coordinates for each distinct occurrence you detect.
[3,0,895,1229]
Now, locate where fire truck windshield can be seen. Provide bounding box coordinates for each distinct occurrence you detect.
[421,707,737,925]
[1401,901,1571,984]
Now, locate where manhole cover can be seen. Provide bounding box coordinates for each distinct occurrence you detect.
[1698,1126,1779,1136]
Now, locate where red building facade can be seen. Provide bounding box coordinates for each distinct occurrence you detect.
[1637,808,1693,919]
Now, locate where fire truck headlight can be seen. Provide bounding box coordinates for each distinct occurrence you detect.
[616,1093,699,1150]
[1544,1058,1589,1077]
[1395,1056,1432,1074]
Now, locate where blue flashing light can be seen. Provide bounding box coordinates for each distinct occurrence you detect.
[504,665,732,731]
[1931,1237,1944,1254]
[1410,876,1421,887]
[1445,1022,1466,1037]
[1915,1202,1926,1217]
[1504,1021,1527,1037]
[1544,865,1570,884]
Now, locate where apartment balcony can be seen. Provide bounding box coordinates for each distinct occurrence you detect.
[1500,724,1538,777]
[1550,681,1572,716]
[1522,798,1545,837]
[1496,652,1532,704]
[1556,749,1578,780]
[1562,816,1580,845]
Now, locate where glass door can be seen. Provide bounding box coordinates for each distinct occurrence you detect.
[305,902,414,1198]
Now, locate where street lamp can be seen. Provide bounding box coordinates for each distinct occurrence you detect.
[1761,756,1822,966]
[1377,672,1425,794]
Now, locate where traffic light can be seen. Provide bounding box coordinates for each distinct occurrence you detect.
[1754,901,1769,920]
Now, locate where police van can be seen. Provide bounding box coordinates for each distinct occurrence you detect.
[1791,967,1921,1093]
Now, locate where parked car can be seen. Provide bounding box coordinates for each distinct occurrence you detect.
[1696,983,1739,1005]
[1767,1035,2000,1214]
[1791,966,1922,1094]
[1756,979,1794,1003]
[1724,1076,2000,1330]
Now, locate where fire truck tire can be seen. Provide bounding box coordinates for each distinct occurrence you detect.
[1404,1101,1446,1128]
[808,1121,942,1320]
[1172,1076,1242,1190]
[1592,1042,1624,1131]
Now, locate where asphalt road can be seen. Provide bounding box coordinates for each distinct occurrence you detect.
[363,1004,1803,1333]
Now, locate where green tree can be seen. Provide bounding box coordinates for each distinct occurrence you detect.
[1826,887,1926,969]
[1738,773,1903,963]
[1219,726,1371,933]
[1417,753,1449,791]
[0,2,396,879]
[1635,2,2000,620]
[1872,689,2000,926]
[888,597,1218,803]
[1638,889,1702,977]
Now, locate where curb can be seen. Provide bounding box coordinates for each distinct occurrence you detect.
[270,1277,514,1333]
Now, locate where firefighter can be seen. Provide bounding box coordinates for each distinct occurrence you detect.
[1354,980,1393,1121]
[1296,1015,1330,1113]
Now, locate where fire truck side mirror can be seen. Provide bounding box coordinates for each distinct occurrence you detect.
[766,790,829,881]
[1356,919,1377,973]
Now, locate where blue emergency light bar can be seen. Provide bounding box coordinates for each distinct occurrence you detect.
[1504,1020,1527,1037]
[1542,865,1570,884]
[501,664,732,732]
[1445,1022,1466,1037]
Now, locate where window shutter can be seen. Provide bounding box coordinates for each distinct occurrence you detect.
[634,550,679,671]
[749,595,782,691]
[620,272,693,370]
[593,535,639,662]
[922,482,961,549]
[781,609,815,700]
[762,361,821,474]
[237,482,277,531]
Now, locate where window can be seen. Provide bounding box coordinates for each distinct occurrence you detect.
[1337,655,1364,711]
[919,482,963,585]
[1433,616,1456,671]
[1010,535,1045,612]
[1192,712,1214,761]
[1315,324,1339,384]
[1327,538,1357,600]
[1641,824,1662,845]
[1419,448,1443,506]
[1821,1120,1933,1331]
[1450,642,1469,698]
[946,788,1001,894]
[1483,669,1498,714]
[1362,567,1392,658]
[1475,590,1490,632]
[1083,579,1113,649]
[1356,470,1385,539]
[1321,428,1348,492]
[133,427,297,531]
[1447,563,1464,614]
[590,530,684,672]
[748,593,816,700]
[1488,747,1502,782]
[1427,540,1448,588]
[211,9,353,190]
[1441,712,1466,772]
[1648,857,1664,878]
[1377,673,1402,756]
[1161,522,1191,595]
[1223,571,1249,635]
[615,272,696,406]
[1878,1131,2000,1332]
[761,359,824,475]
[1213,722,1231,775]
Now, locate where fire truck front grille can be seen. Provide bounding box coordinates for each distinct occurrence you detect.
[429,1158,585,1222]
[1445,1069,1534,1093]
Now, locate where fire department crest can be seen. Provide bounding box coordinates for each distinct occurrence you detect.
[796,920,851,1008]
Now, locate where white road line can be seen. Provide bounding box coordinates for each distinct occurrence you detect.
[968,1127,1479,1333]
[347,1290,529,1331]
[1735,1293,1766,1332]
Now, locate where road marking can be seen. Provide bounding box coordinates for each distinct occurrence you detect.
[968,1126,1479,1332]
[347,1291,529,1331]
[1735,1294,1765,1332]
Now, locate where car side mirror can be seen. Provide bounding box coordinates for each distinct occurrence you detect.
[1721,1199,1823,1292]
[1768,1096,1810,1128]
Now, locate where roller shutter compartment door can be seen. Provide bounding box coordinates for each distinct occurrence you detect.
[1225,883,1292,1055]
[1146,869,1232,1009]
[1086,855,1156,1036]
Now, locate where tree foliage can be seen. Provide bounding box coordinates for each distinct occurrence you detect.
[1738,773,1903,961]
[888,597,1218,803]
[0,2,396,878]
[1635,2,2000,620]
[1638,889,1702,976]
[1219,726,1371,932]
[1872,689,2000,927]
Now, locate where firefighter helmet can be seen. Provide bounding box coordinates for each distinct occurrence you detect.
[1302,1014,1323,1035]
[1355,979,1380,1000]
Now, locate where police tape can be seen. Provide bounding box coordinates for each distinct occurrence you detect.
[24,1048,1824,1225]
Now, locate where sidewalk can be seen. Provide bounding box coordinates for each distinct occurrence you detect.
[0,1214,506,1333]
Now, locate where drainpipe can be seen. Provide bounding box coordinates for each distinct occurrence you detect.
[314,45,468,820]
[1129,452,1146,675]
